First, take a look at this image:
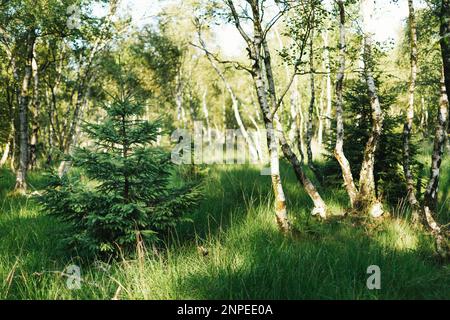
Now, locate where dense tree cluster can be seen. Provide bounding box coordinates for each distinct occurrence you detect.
[0,0,448,258]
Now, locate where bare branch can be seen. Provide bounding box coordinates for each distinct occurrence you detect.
[190,41,254,75]
[225,0,254,54]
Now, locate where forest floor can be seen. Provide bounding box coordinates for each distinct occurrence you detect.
[0,149,449,299]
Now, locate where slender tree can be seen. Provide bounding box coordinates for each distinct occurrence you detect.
[334,0,358,208]
[402,0,420,221]
[440,0,450,95]
[15,29,36,192]
[29,39,40,169]
[307,19,316,168]
[58,0,119,177]
[423,69,449,258]
[193,26,259,160]
[356,0,384,216]
[260,4,327,218]
[225,0,291,231]
[322,26,333,138]
[305,2,322,182]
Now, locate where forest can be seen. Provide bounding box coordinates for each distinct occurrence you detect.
[0,0,449,300]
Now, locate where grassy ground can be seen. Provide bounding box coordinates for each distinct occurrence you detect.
[0,155,449,299]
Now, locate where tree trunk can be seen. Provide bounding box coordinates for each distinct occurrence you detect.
[58,88,90,177]
[276,116,327,218]
[440,0,450,96]
[422,70,449,259]
[252,57,291,232]
[0,140,11,166]
[196,32,259,160]
[297,93,306,164]
[10,130,16,172]
[334,0,358,208]
[175,73,186,128]
[307,30,315,167]
[420,96,429,139]
[316,78,325,150]
[202,89,212,144]
[261,36,327,218]
[357,0,384,216]
[322,27,333,138]
[15,30,35,193]
[402,0,420,221]
[29,41,40,170]
[252,65,290,231]
[424,70,448,212]
[235,0,291,232]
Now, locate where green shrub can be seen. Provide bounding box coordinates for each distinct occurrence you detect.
[323,76,421,205]
[40,92,201,259]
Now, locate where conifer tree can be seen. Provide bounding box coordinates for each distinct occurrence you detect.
[40,91,201,259]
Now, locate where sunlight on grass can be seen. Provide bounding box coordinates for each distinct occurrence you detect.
[375,219,420,252]
[1,159,449,299]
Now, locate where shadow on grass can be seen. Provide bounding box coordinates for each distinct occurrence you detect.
[1,162,449,299]
[172,161,345,244]
[174,217,450,299]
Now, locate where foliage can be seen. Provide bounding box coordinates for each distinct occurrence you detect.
[324,76,421,205]
[39,92,202,259]
[1,162,449,299]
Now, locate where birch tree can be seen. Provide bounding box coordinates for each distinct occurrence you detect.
[322,26,333,138]
[58,0,119,176]
[224,0,291,231]
[440,0,450,95]
[29,40,40,170]
[356,0,384,216]
[333,0,358,208]
[422,70,449,258]
[417,0,450,258]
[15,29,36,192]
[307,24,316,169]
[224,0,328,223]
[193,25,259,160]
[402,0,420,221]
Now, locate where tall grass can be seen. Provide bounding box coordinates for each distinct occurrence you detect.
[0,156,449,299]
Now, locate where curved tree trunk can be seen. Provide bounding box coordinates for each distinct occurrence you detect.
[423,70,449,259]
[262,37,327,219]
[424,71,448,213]
[276,116,327,218]
[253,68,291,231]
[225,0,291,232]
[334,0,358,208]
[419,0,450,258]
[357,0,384,216]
